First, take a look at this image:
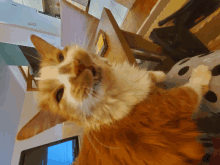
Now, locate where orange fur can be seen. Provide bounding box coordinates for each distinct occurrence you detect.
[75,85,204,165]
[16,35,212,165]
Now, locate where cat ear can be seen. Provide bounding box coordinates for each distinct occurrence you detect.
[30,35,59,57]
[16,110,67,141]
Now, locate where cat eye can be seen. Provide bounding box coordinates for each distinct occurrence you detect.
[56,88,64,103]
[58,53,64,62]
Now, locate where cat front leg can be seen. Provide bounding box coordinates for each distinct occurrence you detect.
[148,71,166,83]
[184,65,212,96]
[183,65,212,110]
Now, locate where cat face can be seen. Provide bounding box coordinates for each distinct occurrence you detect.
[31,35,112,123]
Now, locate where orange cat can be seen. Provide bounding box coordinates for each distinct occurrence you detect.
[17,35,212,165]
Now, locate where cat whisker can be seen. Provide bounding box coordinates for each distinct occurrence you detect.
[85,90,101,106]
[80,89,84,107]
[90,91,104,101]
[90,131,120,150]
[84,131,100,155]
[23,52,42,62]
[91,92,103,101]
[88,90,103,103]
[80,85,100,97]
[82,108,87,123]
[81,86,97,96]
[77,86,100,108]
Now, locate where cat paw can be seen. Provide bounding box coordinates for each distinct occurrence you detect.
[189,65,212,87]
[149,71,166,83]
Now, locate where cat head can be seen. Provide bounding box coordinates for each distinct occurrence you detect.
[16,35,113,140]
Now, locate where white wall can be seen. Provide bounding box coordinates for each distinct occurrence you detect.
[11,92,84,165]
[8,66,26,91]
[0,54,26,165]
[11,91,63,165]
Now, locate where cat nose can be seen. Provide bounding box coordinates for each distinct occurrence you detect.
[59,59,86,75]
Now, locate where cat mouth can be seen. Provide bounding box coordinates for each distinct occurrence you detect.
[92,68,102,91]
